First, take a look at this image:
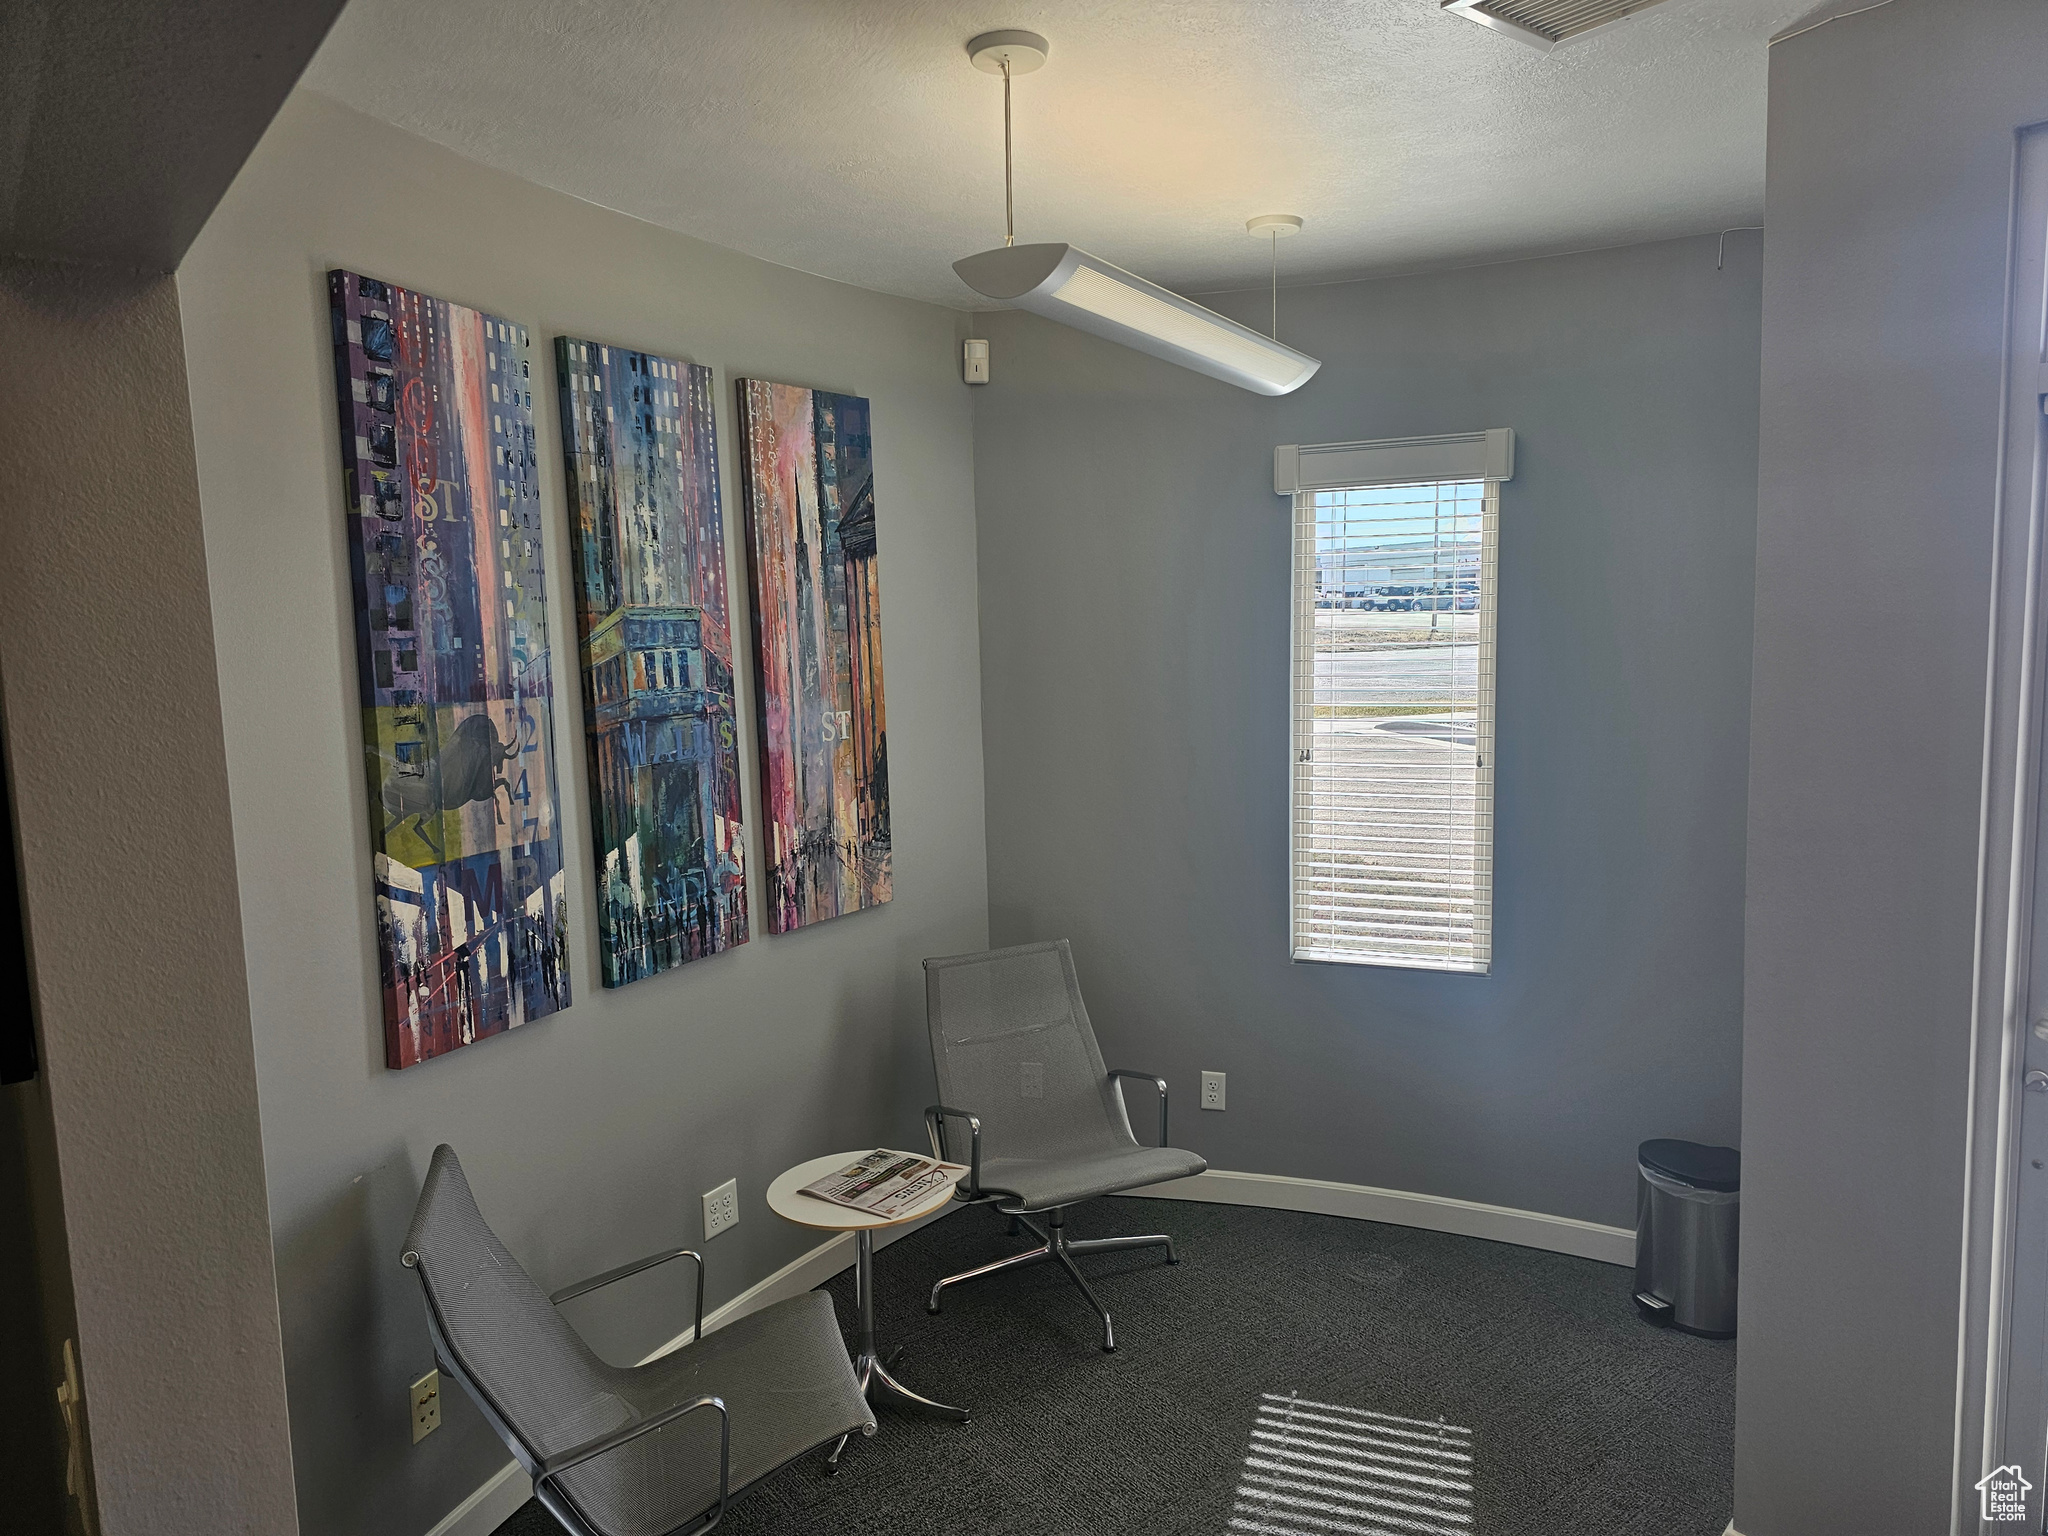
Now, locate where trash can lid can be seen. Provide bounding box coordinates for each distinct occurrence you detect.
[1638,1138,1740,1192]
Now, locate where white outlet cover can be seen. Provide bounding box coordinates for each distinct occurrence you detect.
[411,1369,441,1442]
[1201,1071,1227,1111]
[703,1178,739,1239]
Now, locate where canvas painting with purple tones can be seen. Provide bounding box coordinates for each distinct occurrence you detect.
[734,379,890,932]
[328,269,571,1068]
[554,339,747,986]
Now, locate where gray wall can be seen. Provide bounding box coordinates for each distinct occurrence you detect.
[0,259,299,1535]
[178,92,988,1536]
[969,232,1760,1229]
[1738,3,2048,1532]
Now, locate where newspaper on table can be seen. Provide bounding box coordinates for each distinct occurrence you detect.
[800,1149,968,1219]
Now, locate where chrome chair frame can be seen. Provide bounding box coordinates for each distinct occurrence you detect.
[402,1243,729,1536]
[923,1070,1181,1354]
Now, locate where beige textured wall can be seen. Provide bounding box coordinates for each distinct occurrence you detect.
[0,258,297,1536]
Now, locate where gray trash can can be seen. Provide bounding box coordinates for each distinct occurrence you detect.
[1633,1138,1739,1338]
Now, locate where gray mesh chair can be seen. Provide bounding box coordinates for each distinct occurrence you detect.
[402,1146,873,1536]
[922,939,1206,1352]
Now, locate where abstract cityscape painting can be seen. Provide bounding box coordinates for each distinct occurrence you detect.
[554,340,748,986]
[734,380,891,931]
[328,270,571,1069]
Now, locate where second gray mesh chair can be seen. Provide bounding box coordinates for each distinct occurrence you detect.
[402,1145,873,1536]
[922,939,1207,1352]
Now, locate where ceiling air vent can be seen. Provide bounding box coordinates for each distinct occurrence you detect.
[1441,0,1673,52]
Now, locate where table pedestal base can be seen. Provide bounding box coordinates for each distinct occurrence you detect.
[825,1227,969,1473]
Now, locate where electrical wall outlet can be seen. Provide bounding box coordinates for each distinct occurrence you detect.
[410,1369,441,1442]
[703,1178,740,1240]
[1200,1071,1227,1111]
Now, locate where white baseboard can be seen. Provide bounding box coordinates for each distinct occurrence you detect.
[422,1202,956,1536]
[423,1461,531,1536]
[1121,1168,1637,1267]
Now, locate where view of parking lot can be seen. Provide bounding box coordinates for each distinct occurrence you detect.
[1294,484,1493,970]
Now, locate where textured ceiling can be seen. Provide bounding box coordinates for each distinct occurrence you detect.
[304,0,1808,309]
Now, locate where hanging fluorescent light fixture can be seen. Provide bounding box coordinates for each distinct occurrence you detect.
[952,31,1321,397]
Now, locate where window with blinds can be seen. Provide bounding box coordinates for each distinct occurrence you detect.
[1291,478,1498,972]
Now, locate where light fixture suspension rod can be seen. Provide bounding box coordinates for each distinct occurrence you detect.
[1002,58,1015,247]
[1247,214,1302,338]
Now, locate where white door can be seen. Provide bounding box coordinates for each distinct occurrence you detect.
[1970,121,2048,1536]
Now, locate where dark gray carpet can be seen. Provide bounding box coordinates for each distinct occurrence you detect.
[494,1198,1733,1536]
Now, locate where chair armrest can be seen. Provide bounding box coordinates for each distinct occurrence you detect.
[537,1393,729,1530]
[1108,1070,1170,1147]
[551,1248,706,1346]
[924,1104,982,1198]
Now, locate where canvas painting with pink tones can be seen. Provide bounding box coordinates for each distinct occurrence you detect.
[734,379,890,932]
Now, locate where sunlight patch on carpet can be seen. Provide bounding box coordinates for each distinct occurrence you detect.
[1228,1391,1475,1536]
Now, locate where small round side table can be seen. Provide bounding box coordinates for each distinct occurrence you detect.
[766,1152,971,1471]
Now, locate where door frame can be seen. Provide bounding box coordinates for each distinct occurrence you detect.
[1955,117,2048,1536]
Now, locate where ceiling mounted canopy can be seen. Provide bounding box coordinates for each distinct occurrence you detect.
[967,29,1049,75]
[952,27,1321,397]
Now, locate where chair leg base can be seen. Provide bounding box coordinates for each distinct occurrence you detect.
[822,1418,879,1475]
[927,1241,1053,1313]
[1065,1232,1178,1264]
[925,1206,1176,1351]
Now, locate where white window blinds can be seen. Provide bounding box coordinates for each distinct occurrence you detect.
[1290,476,1499,972]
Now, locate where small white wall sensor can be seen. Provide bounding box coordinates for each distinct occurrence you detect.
[963,338,990,385]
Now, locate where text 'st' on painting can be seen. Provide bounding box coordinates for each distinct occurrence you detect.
[329,270,571,1068]
[734,380,890,932]
[554,340,747,986]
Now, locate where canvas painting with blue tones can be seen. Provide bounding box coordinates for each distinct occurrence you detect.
[328,269,571,1068]
[555,339,748,985]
